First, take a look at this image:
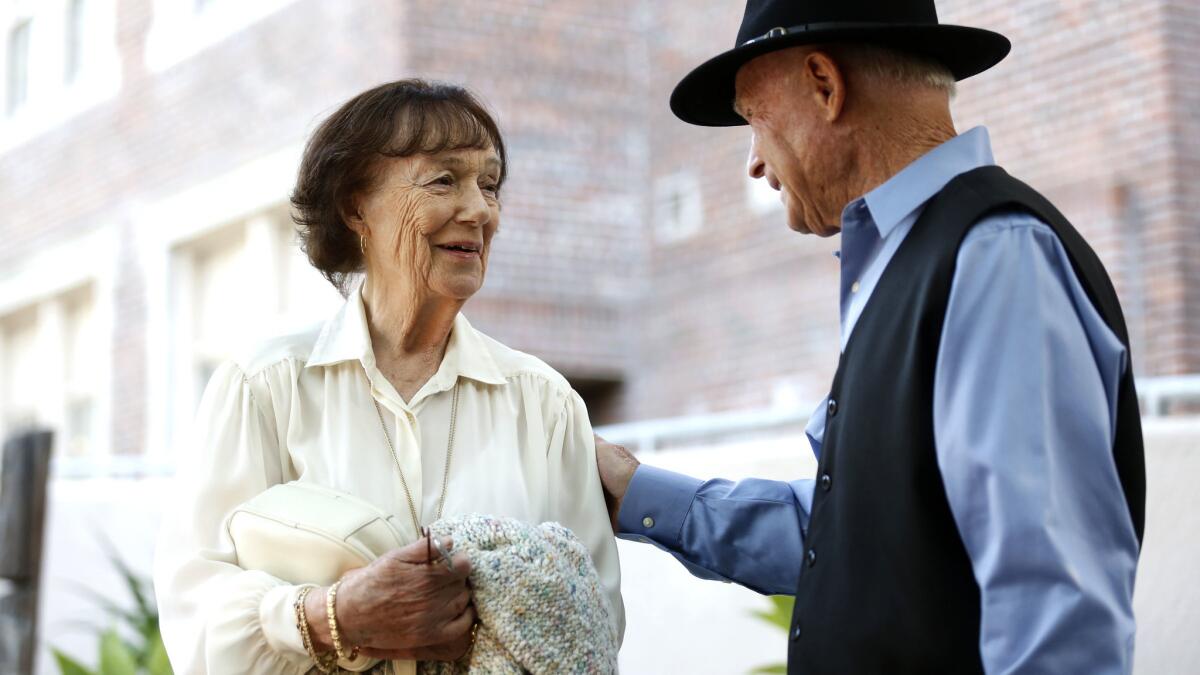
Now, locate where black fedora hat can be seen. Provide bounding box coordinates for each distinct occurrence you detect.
[670,0,1011,127]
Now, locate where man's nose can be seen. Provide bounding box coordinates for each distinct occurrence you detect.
[747,142,766,180]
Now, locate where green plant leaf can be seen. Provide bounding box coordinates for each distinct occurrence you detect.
[98,629,137,675]
[746,596,795,675]
[51,648,96,675]
[63,580,143,627]
[749,595,795,632]
[96,534,155,623]
[145,630,174,675]
[140,616,163,649]
[52,537,171,675]
[56,618,111,635]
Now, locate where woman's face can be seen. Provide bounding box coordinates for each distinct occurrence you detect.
[358,145,502,300]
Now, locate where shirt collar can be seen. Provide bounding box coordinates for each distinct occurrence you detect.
[859,126,995,239]
[306,281,507,388]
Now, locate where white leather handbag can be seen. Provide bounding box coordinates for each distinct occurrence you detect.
[227,481,417,674]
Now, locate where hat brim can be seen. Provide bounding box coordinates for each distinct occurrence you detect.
[670,23,1011,127]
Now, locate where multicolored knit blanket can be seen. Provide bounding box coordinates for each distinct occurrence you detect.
[418,515,618,675]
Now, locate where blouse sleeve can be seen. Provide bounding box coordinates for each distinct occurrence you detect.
[153,361,313,675]
[545,388,626,645]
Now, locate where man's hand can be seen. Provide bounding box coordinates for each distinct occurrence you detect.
[594,434,640,533]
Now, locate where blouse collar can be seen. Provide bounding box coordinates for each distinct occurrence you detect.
[306,280,507,395]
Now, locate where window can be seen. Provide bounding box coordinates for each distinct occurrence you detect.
[0,285,100,458]
[5,19,30,115]
[162,209,343,454]
[63,0,115,89]
[61,287,97,457]
[1,307,38,432]
[277,221,345,331]
[145,0,300,71]
[64,0,86,84]
[653,171,703,244]
[1,2,120,150]
[191,224,249,382]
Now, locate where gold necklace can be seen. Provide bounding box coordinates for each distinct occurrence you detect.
[372,382,460,534]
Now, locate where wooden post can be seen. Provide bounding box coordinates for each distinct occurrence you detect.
[0,430,54,675]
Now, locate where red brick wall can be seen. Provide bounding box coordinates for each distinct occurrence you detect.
[941,0,1196,377]
[638,1,842,419]
[1162,0,1200,374]
[0,0,647,439]
[0,0,1195,443]
[398,0,646,403]
[634,0,1200,419]
[1,0,408,454]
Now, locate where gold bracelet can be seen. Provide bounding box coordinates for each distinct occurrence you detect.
[458,620,480,665]
[326,580,360,662]
[294,586,337,674]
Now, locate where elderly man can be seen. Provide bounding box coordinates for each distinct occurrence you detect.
[596,0,1145,672]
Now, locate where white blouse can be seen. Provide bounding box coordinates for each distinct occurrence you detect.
[153,287,624,674]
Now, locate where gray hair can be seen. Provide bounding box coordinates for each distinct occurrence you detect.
[829,44,957,97]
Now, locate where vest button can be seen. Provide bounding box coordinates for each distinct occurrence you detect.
[806,548,817,567]
[790,622,802,641]
[827,398,838,417]
[819,474,832,491]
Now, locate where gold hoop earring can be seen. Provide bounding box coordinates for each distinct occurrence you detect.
[359,235,366,256]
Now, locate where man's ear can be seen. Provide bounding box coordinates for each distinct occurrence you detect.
[803,50,847,122]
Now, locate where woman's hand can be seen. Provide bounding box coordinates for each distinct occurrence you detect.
[305,535,476,662]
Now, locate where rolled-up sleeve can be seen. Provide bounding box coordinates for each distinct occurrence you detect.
[545,389,626,645]
[153,362,312,675]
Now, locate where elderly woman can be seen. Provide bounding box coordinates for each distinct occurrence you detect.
[154,80,623,673]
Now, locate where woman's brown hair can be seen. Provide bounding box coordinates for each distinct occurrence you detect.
[291,79,507,295]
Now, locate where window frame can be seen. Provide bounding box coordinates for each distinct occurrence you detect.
[0,0,121,152]
[5,17,31,115]
[137,143,347,466]
[143,0,300,72]
[0,226,117,477]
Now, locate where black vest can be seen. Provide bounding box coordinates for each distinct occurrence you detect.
[787,166,1146,674]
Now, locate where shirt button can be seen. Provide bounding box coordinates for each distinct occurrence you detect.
[642,516,655,529]
[850,281,860,294]
[790,622,802,641]
[819,474,832,491]
[806,548,817,567]
[827,398,838,417]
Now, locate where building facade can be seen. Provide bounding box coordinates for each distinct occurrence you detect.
[0,0,647,471]
[2,1,1199,673]
[639,0,1200,419]
[2,0,1198,466]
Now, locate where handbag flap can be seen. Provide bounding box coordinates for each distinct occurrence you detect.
[227,482,406,585]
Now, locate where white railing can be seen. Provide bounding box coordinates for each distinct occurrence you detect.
[42,375,1200,479]
[1139,375,1200,417]
[50,454,175,480]
[594,406,811,453]
[597,374,1200,453]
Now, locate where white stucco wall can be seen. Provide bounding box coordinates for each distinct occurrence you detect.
[30,421,1199,674]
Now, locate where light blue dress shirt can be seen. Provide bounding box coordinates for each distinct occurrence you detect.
[619,127,1140,674]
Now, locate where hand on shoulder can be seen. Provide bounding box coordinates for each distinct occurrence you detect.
[594,434,640,533]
